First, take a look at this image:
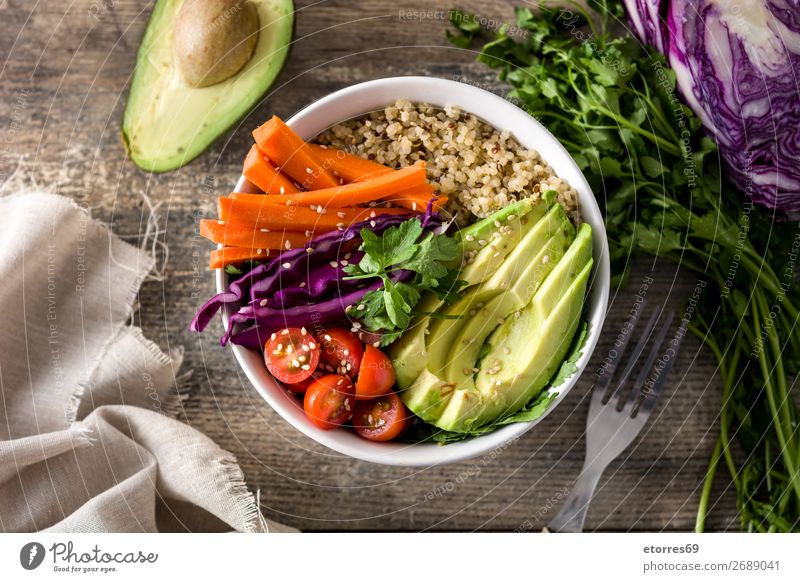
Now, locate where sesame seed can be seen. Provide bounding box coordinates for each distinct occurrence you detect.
[281,329,290,335]
[343,349,350,356]
[369,220,377,228]
[369,211,376,218]
[412,202,418,211]
[292,359,300,367]
[270,333,277,341]
[286,345,294,353]
[504,347,511,355]
[330,261,339,268]
[337,211,346,218]
[301,327,307,335]
[317,206,327,214]
[279,187,285,194]
[324,335,332,341]
[542,255,550,264]
[299,282,306,288]
[276,343,284,351]
[298,355,307,363]
[507,214,516,221]
[304,230,312,237]
[478,239,487,246]
[356,304,365,311]
[301,364,310,370]
[494,220,502,228]
[306,248,314,254]
[260,228,270,233]
[302,344,310,352]
[465,234,475,242]
[284,240,291,250]
[352,322,362,329]
[260,299,268,307]
[340,359,347,367]
[282,262,291,269]
[217,220,225,225]
[372,341,380,347]
[306,167,313,174]
[308,342,317,349]
[256,248,263,255]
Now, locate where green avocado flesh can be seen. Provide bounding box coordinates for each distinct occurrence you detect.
[122,0,294,172]
[394,198,593,434]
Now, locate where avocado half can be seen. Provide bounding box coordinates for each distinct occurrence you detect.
[122,0,295,172]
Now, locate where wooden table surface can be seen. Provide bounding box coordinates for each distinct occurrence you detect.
[0,0,738,531]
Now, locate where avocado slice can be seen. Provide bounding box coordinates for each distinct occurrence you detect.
[122,0,294,172]
[443,205,574,383]
[401,369,458,423]
[390,293,442,389]
[474,224,594,421]
[458,193,554,286]
[434,223,593,433]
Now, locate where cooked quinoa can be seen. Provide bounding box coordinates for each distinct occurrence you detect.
[315,99,580,225]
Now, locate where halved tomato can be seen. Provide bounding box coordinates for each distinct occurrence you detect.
[355,344,395,400]
[352,392,408,441]
[264,327,320,384]
[303,374,356,430]
[318,328,363,377]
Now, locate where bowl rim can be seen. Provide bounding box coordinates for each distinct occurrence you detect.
[216,75,610,467]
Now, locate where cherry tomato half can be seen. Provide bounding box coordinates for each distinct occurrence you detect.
[318,328,363,377]
[352,392,408,441]
[355,344,396,400]
[264,327,320,384]
[303,374,355,430]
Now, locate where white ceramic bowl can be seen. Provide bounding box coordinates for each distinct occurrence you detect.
[217,76,610,467]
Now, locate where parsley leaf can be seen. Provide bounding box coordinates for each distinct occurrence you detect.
[344,218,464,342]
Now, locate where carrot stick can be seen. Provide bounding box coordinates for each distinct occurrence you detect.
[209,247,275,270]
[387,188,448,212]
[253,116,340,190]
[242,145,299,195]
[251,162,427,208]
[218,197,412,230]
[308,144,392,182]
[200,220,311,249]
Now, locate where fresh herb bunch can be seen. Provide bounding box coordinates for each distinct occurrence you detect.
[344,218,464,345]
[448,2,800,531]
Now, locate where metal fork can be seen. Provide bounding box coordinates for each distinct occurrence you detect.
[548,304,686,532]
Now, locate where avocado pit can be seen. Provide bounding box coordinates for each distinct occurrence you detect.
[174,0,260,88]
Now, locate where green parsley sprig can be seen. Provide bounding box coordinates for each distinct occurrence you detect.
[343,218,464,345]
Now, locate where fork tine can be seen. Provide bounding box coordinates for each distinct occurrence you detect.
[605,309,659,405]
[638,319,687,416]
[621,310,675,414]
[594,300,646,401]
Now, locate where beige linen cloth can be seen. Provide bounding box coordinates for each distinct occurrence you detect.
[0,192,293,533]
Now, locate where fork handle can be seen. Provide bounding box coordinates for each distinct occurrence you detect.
[547,466,603,533]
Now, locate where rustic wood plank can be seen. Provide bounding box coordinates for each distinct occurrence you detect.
[0,0,738,531]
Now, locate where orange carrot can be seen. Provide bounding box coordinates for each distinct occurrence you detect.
[209,247,275,270]
[308,144,392,182]
[251,162,427,208]
[218,197,412,230]
[253,116,339,190]
[242,145,299,195]
[200,220,310,249]
[387,188,448,212]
